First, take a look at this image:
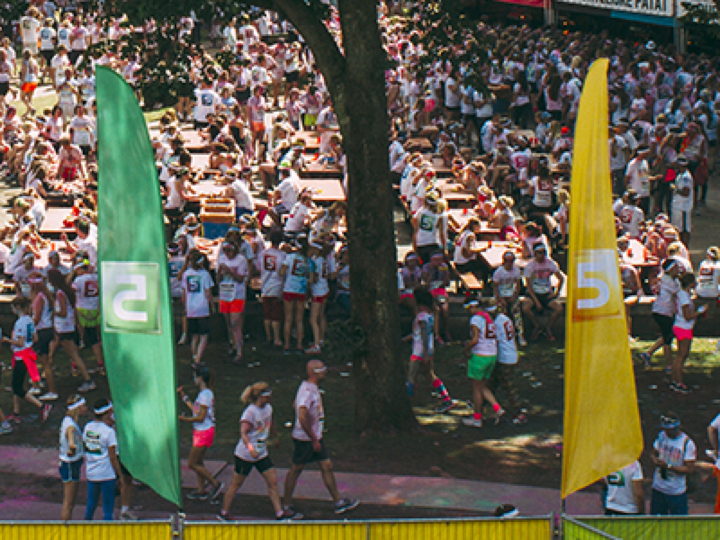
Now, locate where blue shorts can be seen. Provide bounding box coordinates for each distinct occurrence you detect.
[59,458,84,483]
[650,489,688,515]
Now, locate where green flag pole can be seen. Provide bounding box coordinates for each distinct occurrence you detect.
[96,66,182,508]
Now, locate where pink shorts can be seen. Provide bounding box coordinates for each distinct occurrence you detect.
[284,292,306,302]
[430,288,448,298]
[400,293,414,301]
[312,295,327,304]
[673,326,693,341]
[193,427,215,448]
[411,355,430,363]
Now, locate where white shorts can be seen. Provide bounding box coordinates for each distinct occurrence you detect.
[671,208,691,233]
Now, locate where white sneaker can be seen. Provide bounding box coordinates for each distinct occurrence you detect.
[462,417,483,428]
[39,392,58,401]
[177,333,188,345]
[120,511,138,521]
[28,387,42,395]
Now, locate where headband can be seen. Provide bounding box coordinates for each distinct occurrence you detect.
[68,397,86,411]
[94,402,113,415]
[260,389,272,397]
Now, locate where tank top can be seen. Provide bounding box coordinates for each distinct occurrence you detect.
[59,416,84,463]
[453,230,476,265]
[34,292,53,331]
[54,290,76,333]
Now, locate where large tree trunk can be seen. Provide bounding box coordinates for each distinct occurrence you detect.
[334,0,416,433]
[271,0,416,433]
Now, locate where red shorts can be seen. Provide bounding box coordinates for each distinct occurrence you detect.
[193,427,215,448]
[61,166,78,181]
[251,121,266,133]
[411,354,430,363]
[673,326,693,341]
[219,299,245,314]
[284,292,306,302]
[312,295,327,304]
[21,82,38,94]
[263,296,283,321]
[430,288,448,298]
[400,293,414,301]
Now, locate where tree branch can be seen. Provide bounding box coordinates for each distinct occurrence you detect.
[268,0,346,89]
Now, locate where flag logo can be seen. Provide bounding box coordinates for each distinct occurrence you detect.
[102,261,161,334]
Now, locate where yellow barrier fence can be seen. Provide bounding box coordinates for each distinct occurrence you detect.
[0,520,172,540]
[579,515,720,540]
[183,516,554,540]
[564,518,620,540]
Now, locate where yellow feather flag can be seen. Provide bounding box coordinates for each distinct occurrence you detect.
[561,58,643,499]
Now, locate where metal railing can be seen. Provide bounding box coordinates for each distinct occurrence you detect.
[577,514,720,540]
[564,517,621,540]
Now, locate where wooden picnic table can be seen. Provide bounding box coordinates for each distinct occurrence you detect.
[621,239,660,268]
[40,208,75,238]
[293,131,321,152]
[299,179,345,203]
[186,180,228,202]
[301,160,344,179]
[406,137,434,152]
[434,179,475,207]
[446,209,501,240]
[180,128,210,153]
[478,240,528,269]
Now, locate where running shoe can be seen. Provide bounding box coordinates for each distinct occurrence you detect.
[670,382,691,394]
[0,422,12,435]
[435,400,456,414]
[28,387,42,395]
[282,505,304,520]
[120,510,138,521]
[512,413,528,425]
[462,417,483,428]
[177,333,188,345]
[334,499,360,514]
[217,511,235,522]
[639,352,652,368]
[209,482,225,501]
[39,392,58,401]
[78,380,97,393]
[494,408,506,425]
[186,490,209,501]
[41,404,52,423]
[305,344,322,354]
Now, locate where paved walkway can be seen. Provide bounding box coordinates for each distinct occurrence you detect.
[0,444,712,521]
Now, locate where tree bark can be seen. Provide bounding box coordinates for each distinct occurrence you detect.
[273,0,416,432]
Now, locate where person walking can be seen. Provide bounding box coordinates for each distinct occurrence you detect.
[282,360,359,517]
[178,366,224,502]
[83,398,122,521]
[219,382,299,521]
[60,395,87,520]
[603,461,645,516]
[650,412,696,516]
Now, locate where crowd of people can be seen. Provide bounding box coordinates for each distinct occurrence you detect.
[0,0,719,522]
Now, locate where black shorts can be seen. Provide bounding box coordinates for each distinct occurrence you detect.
[285,71,299,84]
[84,326,100,347]
[292,439,329,465]
[653,313,675,345]
[41,50,54,65]
[532,293,553,311]
[34,328,55,355]
[187,317,210,336]
[0,81,9,97]
[58,330,79,345]
[234,455,274,476]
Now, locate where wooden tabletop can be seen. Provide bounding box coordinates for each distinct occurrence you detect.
[478,240,529,269]
[40,208,75,238]
[446,209,501,239]
[435,179,475,206]
[299,179,345,203]
[293,131,321,152]
[406,137,434,152]
[187,180,228,202]
[301,160,343,179]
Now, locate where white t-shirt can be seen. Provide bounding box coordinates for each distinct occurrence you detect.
[20,16,41,44]
[54,289,76,333]
[453,230,476,265]
[530,176,553,208]
[57,26,72,50]
[697,260,720,298]
[73,273,100,310]
[291,381,324,442]
[411,310,434,358]
[609,135,628,171]
[282,253,309,295]
[182,268,213,318]
[39,26,56,50]
[285,202,311,233]
[194,88,220,122]
[217,253,248,302]
[83,420,118,482]
[260,248,286,298]
[11,314,35,352]
[494,313,518,365]
[310,255,330,297]
[276,176,300,210]
[524,258,560,295]
[234,403,272,462]
[672,170,694,212]
[415,208,446,247]
[230,179,254,210]
[651,432,696,495]
[59,416,84,463]
[674,289,695,330]
[710,413,720,467]
[626,158,650,198]
[493,265,521,298]
[193,389,215,432]
[619,205,645,239]
[652,274,680,317]
[470,313,497,357]
[605,461,643,514]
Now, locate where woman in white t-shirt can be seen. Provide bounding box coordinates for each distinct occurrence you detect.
[59,394,87,520]
[179,366,224,502]
[279,236,310,354]
[696,247,720,301]
[217,242,248,364]
[671,273,705,394]
[306,242,333,355]
[219,382,288,521]
[182,250,214,365]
